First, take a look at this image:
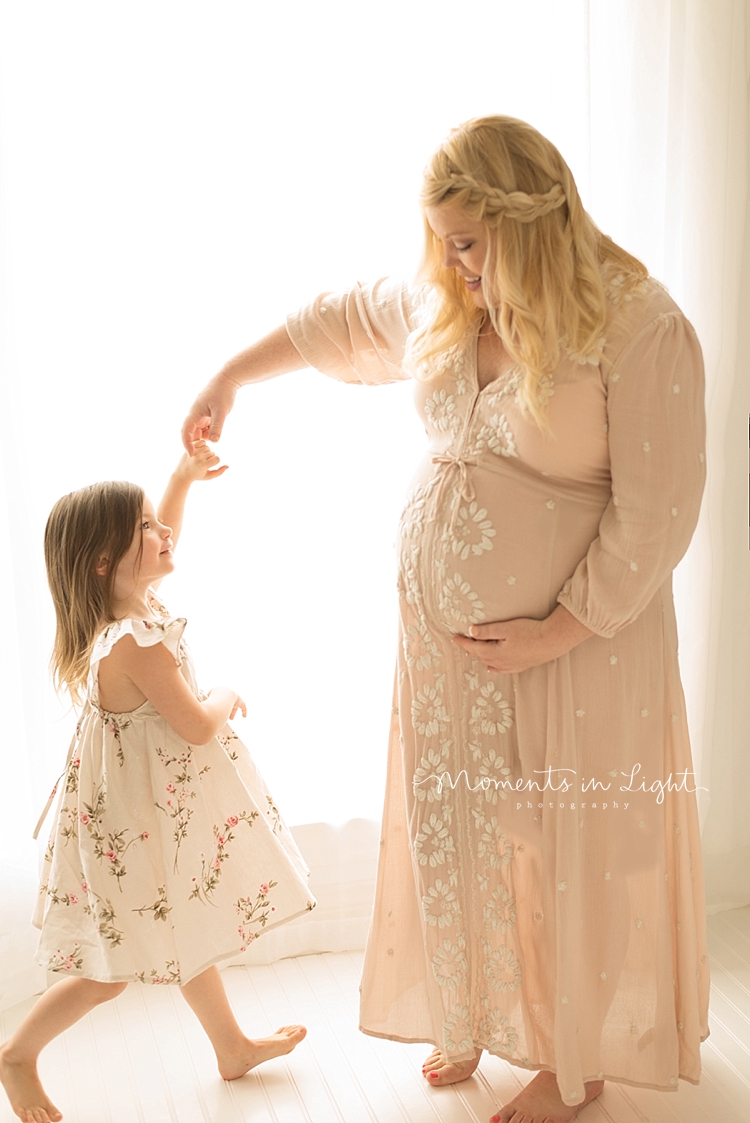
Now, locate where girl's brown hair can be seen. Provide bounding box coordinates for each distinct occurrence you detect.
[44,481,144,704]
[407,115,648,427]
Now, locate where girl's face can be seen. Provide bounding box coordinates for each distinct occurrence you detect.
[425,201,490,309]
[114,498,174,593]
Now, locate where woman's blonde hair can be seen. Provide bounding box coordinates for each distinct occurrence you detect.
[407,115,648,425]
[44,481,144,705]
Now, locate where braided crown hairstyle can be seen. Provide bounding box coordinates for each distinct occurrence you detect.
[407,115,647,426]
[45,481,144,704]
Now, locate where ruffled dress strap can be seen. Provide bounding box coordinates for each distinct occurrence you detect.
[91,614,187,669]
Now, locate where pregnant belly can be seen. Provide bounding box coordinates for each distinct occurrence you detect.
[398,460,607,635]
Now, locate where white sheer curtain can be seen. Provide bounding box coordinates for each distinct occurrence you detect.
[586,0,750,913]
[0,0,747,1008]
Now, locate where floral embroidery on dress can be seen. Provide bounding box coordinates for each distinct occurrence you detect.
[450,502,496,560]
[411,680,449,738]
[432,935,468,990]
[601,265,650,306]
[469,682,514,744]
[482,883,517,933]
[419,344,470,395]
[402,618,441,671]
[476,817,514,870]
[477,1009,519,1054]
[481,940,522,993]
[439,574,486,629]
[414,813,456,867]
[422,878,462,928]
[412,746,450,805]
[473,414,518,459]
[442,1004,474,1053]
[424,390,460,433]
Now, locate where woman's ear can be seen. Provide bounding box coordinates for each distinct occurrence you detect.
[95,556,109,577]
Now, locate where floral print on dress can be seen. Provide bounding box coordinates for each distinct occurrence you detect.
[189,812,259,903]
[34,600,316,986]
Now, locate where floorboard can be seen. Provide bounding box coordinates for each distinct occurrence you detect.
[1,907,749,1122]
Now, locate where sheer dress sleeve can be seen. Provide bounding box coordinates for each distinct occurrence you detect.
[285,277,424,385]
[556,311,706,637]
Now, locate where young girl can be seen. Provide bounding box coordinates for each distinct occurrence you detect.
[0,441,316,1123]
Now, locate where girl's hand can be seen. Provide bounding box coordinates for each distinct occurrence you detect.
[174,440,228,483]
[229,694,247,720]
[452,606,593,674]
[182,372,240,451]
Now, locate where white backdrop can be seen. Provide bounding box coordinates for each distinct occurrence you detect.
[0,0,748,1009]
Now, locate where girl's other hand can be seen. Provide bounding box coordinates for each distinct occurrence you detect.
[229,695,247,720]
[175,440,228,483]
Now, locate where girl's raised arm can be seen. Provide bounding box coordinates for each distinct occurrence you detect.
[157,441,227,557]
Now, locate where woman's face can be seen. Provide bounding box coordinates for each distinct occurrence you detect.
[424,201,490,309]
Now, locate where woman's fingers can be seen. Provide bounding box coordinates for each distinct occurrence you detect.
[182,376,238,450]
[181,412,211,453]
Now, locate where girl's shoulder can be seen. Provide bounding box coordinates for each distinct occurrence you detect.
[92,590,187,669]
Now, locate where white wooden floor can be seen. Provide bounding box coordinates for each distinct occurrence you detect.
[2,907,749,1123]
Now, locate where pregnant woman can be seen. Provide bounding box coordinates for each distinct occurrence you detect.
[182,116,709,1123]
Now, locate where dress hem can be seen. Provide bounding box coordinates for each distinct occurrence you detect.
[357,1025,708,1099]
[35,900,316,988]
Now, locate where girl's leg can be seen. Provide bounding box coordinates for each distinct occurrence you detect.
[179,966,306,1080]
[0,977,127,1123]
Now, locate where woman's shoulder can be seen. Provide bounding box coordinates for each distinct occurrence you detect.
[600,267,696,363]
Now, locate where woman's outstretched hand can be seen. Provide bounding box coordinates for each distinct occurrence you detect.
[453,605,593,674]
[182,372,241,452]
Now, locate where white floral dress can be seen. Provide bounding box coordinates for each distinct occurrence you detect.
[286,272,710,1106]
[34,597,315,985]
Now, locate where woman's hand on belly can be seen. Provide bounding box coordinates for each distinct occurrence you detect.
[452,605,593,673]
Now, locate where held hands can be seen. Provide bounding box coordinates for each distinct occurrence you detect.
[452,606,593,674]
[182,372,240,452]
[174,439,228,483]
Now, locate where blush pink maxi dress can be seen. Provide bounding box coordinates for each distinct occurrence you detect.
[286,269,709,1107]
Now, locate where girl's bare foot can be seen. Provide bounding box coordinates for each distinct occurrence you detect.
[422,1046,482,1085]
[0,1044,63,1123]
[217,1024,307,1080]
[490,1070,605,1123]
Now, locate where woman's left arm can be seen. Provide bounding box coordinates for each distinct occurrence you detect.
[158,440,228,554]
[456,309,707,673]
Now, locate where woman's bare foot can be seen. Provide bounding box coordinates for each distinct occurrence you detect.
[490,1070,605,1123]
[217,1025,307,1080]
[422,1046,482,1085]
[0,1044,63,1123]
